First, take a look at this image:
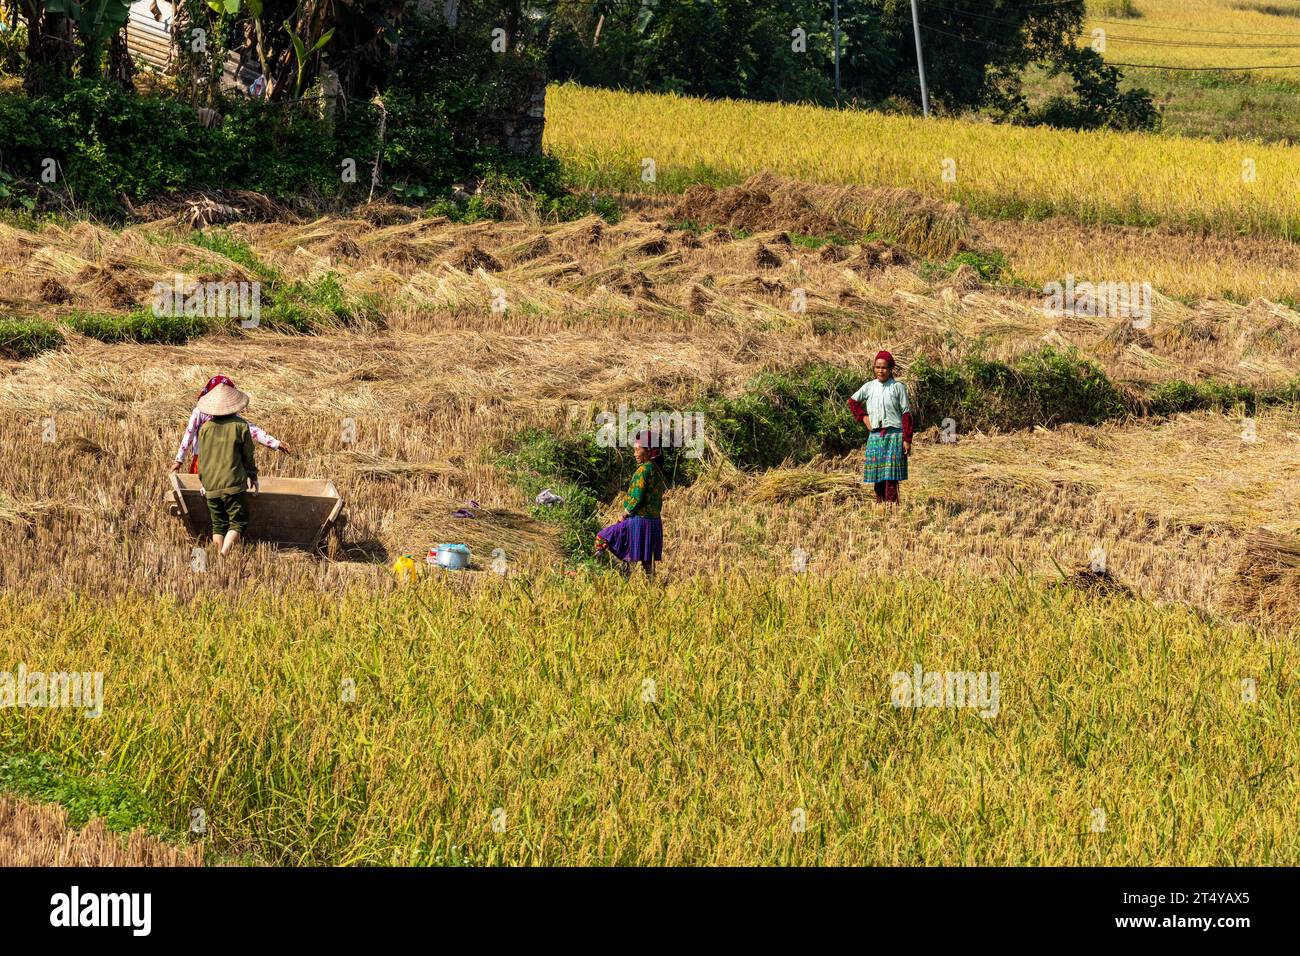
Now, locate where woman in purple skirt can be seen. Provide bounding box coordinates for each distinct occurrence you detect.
[594,430,666,576]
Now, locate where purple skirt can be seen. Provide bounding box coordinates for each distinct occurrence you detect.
[597,515,663,563]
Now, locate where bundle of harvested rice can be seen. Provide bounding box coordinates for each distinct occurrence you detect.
[1052,560,1135,598]
[750,469,868,504]
[338,451,461,482]
[1222,530,1300,630]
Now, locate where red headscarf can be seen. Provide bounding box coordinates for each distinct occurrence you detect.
[634,429,663,459]
[198,375,235,399]
[875,350,895,370]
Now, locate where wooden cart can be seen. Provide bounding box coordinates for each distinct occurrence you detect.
[166,474,345,550]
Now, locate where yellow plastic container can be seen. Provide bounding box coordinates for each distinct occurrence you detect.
[391,554,419,582]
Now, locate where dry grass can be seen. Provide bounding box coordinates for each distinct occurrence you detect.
[709,408,1300,614]
[0,796,203,866]
[6,179,1300,394]
[0,191,1296,616]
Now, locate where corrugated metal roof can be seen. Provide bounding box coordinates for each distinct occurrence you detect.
[126,0,175,70]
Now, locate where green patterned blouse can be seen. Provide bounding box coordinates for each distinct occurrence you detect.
[622,460,666,518]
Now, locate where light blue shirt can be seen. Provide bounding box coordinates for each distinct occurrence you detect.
[851,378,911,430]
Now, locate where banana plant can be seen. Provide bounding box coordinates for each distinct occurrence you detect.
[283,15,333,97]
[44,0,132,74]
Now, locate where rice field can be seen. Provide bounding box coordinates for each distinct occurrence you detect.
[2,156,1300,863]
[1,574,1295,866]
[1088,0,1300,76]
[545,84,1300,240]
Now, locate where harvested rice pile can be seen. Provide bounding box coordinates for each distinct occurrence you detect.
[4,176,1300,391]
[670,171,972,259]
[1223,531,1300,630]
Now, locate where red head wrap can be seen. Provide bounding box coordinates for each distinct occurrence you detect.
[199,375,235,399]
[875,350,895,369]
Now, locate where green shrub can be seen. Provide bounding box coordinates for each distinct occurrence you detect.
[1139,378,1300,417]
[909,348,1128,431]
[0,21,27,77]
[65,310,206,344]
[0,81,344,214]
[695,364,864,470]
[0,318,64,358]
[1154,377,1253,416]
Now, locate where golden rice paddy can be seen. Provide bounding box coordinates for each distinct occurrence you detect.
[545,84,1300,240]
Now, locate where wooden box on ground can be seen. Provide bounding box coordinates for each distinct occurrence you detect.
[166,474,344,550]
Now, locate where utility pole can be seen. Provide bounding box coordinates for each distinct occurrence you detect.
[909,0,930,117]
[833,0,841,99]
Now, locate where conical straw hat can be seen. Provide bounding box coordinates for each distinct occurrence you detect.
[196,383,250,416]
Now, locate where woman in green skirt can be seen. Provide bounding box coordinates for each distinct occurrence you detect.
[847,350,913,505]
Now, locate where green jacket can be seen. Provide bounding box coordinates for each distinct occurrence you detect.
[622,460,665,518]
[198,415,257,497]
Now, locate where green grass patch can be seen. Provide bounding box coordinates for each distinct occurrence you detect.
[187,230,279,284]
[1142,378,1300,418]
[279,273,382,330]
[0,746,167,835]
[945,249,1011,282]
[790,232,854,249]
[181,232,382,333]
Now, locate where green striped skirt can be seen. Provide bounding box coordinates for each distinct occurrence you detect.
[864,427,908,483]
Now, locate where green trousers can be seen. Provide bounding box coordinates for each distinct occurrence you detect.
[206,492,249,537]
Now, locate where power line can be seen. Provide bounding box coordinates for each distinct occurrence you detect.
[1092,15,1300,39]
[942,7,1300,50]
[1101,34,1300,50]
[1107,60,1300,70]
[922,22,1300,71]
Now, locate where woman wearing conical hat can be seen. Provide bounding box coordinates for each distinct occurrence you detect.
[194,382,261,556]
